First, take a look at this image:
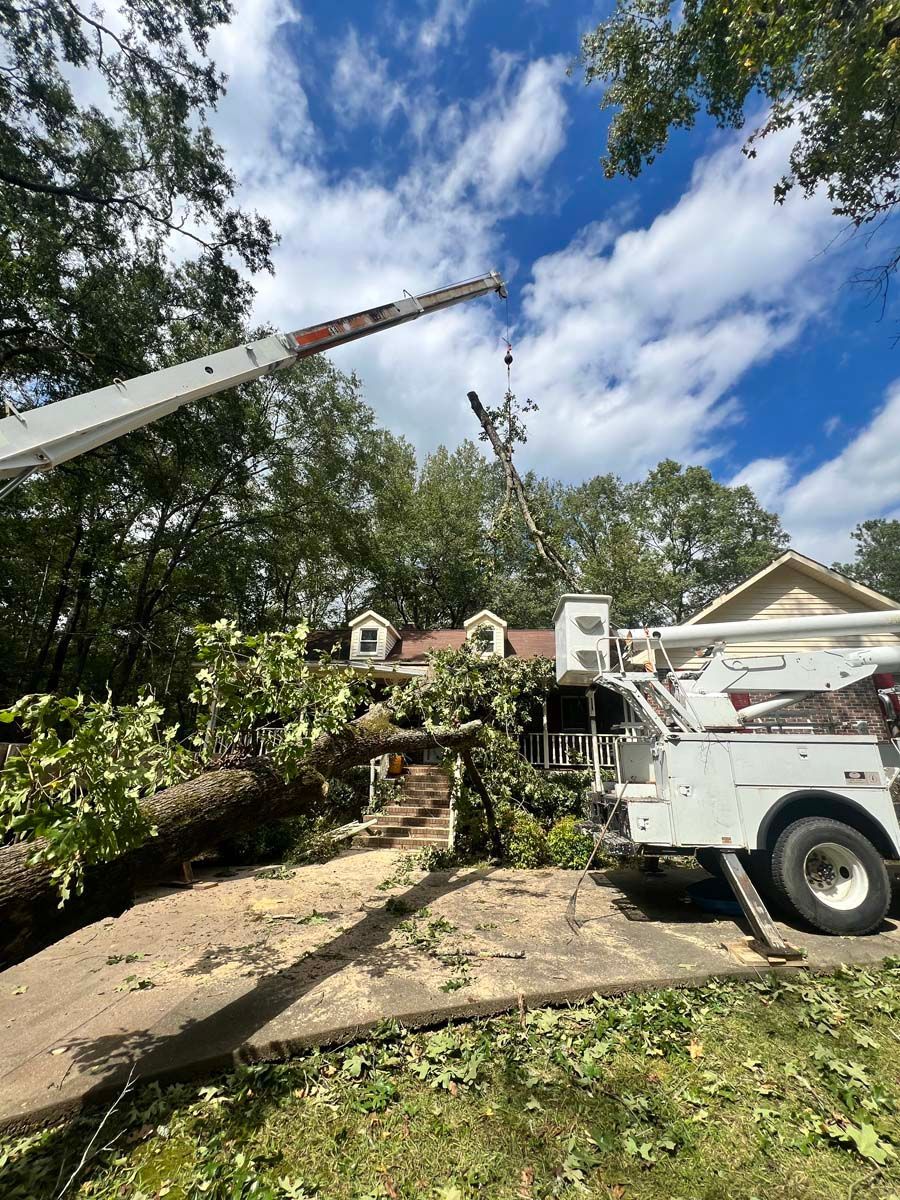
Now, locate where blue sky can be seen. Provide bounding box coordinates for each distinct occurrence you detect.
[200,0,900,562]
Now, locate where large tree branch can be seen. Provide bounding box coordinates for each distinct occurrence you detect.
[0,705,482,964]
[0,166,227,254]
[63,0,203,90]
[467,391,581,589]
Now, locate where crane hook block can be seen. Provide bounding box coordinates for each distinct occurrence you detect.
[504,348,513,367]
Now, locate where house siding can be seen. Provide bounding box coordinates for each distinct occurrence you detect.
[667,564,900,670]
[350,620,397,662]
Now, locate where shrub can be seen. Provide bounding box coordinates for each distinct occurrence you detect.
[547,816,596,870]
[506,809,550,868]
[416,845,457,871]
[219,817,305,865]
[220,814,339,866]
[526,769,594,825]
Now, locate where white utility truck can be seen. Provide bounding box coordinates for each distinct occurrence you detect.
[555,595,900,952]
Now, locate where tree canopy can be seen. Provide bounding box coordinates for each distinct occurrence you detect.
[836,519,900,601]
[557,459,789,625]
[0,0,274,410]
[580,1,900,284]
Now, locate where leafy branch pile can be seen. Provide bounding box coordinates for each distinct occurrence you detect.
[4,962,900,1198]
[0,692,191,900]
[0,622,370,899]
[392,644,598,867]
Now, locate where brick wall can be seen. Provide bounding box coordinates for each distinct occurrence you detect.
[741,679,888,737]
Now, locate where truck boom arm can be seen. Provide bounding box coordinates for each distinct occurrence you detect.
[0,271,506,495]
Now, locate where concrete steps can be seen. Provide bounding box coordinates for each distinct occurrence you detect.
[356,765,452,851]
[379,813,450,829]
[365,834,449,849]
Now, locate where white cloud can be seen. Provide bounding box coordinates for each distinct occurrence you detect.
[737,381,900,562]
[209,0,313,172]
[206,9,569,451]
[200,2,871,527]
[418,0,477,52]
[330,28,407,128]
[513,126,838,480]
[730,457,792,510]
[439,55,569,208]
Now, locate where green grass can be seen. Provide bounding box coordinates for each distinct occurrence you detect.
[5,962,900,1198]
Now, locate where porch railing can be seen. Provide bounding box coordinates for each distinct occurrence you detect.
[519,732,621,770]
[211,726,622,774]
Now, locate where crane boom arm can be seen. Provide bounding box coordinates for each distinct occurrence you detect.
[0,271,506,488]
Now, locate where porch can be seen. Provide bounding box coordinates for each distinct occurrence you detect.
[518,731,621,770]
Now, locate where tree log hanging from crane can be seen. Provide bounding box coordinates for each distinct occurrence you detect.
[0,704,482,965]
[466,390,580,590]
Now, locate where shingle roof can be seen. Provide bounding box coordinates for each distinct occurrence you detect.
[305,623,555,665]
[385,628,554,663]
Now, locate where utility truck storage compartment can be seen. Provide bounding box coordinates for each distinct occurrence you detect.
[626,800,673,844]
[554,593,610,686]
[618,740,653,783]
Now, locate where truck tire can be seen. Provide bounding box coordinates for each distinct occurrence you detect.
[771,817,890,935]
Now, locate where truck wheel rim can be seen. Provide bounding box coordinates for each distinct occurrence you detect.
[803,842,867,911]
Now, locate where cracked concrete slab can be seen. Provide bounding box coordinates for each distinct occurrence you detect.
[2,848,900,1131]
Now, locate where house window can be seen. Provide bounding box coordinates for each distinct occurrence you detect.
[561,695,588,732]
[359,627,379,655]
[470,623,496,654]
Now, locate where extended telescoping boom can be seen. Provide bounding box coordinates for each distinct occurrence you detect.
[0,271,507,499]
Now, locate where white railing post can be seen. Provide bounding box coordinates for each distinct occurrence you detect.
[448,755,462,851]
[542,701,550,770]
[587,689,603,790]
[519,729,624,772]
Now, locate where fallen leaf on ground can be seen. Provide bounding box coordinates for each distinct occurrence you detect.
[688,1040,704,1060]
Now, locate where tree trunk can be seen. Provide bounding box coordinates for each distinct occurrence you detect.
[29,521,83,689]
[46,553,94,692]
[467,391,580,589]
[460,746,504,861]
[0,706,482,964]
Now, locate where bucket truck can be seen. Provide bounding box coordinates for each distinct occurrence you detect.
[555,595,900,952]
[0,271,507,499]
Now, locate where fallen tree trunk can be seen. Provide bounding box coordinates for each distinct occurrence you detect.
[0,706,482,964]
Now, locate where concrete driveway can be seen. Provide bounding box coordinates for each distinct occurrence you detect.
[2,848,900,1130]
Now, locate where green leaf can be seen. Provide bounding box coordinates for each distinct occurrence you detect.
[826,1120,893,1165]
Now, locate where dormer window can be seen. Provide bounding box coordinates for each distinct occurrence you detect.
[469,624,495,654]
[359,627,379,655]
[463,609,507,657]
[348,610,399,662]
